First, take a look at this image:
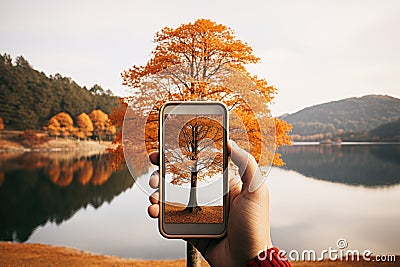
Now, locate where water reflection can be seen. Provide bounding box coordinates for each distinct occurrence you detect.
[279,144,400,187]
[0,152,134,242]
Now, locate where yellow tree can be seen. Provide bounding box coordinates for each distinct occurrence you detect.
[112,19,292,266]
[47,117,60,137]
[47,112,74,137]
[76,113,94,140]
[112,19,292,170]
[89,109,114,141]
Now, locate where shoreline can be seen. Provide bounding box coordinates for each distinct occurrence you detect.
[0,242,397,267]
[0,138,113,154]
[291,141,400,145]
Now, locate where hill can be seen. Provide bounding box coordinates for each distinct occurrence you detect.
[369,119,400,141]
[0,54,118,130]
[280,95,400,141]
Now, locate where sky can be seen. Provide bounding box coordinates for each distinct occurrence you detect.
[1,0,399,116]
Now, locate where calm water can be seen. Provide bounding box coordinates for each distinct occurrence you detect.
[0,144,399,259]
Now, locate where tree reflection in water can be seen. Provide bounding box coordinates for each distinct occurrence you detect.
[279,144,400,187]
[0,152,138,242]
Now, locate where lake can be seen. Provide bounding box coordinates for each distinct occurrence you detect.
[0,144,399,259]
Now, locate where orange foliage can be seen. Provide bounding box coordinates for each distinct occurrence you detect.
[47,112,74,137]
[165,116,224,186]
[20,130,49,148]
[111,19,292,169]
[107,99,127,168]
[76,113,94,139]
[89,110,115,141]
[0,117,4,131]
[273,118,293,166]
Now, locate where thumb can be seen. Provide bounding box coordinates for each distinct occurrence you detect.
[229,140,265,193]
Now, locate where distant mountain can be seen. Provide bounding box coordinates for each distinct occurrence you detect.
[280,95,400,141]
[0,54,118,130]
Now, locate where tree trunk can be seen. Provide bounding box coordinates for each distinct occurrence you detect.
[187,241,201,267]
[185,124,201,213]
[185,171,202,213]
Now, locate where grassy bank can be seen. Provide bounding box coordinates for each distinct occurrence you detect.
[0,130,113,153]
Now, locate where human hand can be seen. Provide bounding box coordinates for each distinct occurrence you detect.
[147,140,273,267]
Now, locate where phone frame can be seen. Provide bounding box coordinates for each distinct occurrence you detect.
[158,101,229,239]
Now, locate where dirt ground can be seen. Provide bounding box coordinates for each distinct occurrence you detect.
[165,203,223,223]
[0,242,208,267]
[0,242,398,267]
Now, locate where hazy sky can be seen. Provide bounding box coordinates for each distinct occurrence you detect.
[1,0,399,116]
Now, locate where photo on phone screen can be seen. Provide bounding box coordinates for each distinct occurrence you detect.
[160,102,228,237]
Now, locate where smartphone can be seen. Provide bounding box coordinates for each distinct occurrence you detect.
[159,101,229,238]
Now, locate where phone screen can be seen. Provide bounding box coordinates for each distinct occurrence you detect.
[160,102,228,237]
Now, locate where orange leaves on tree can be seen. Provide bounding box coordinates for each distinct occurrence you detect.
[0,117,4,131]
[20,130,49,148]
[165,116,224,186]
[76,113,94,140]
[89,110,116,141]
[45,110,114,141]
[113,19,292,170]
[273,118,293,166]
[122,19,259,89]
[107,99,128,168]
[47,112,74,137]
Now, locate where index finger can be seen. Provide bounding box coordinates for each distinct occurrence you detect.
[229,140,263,193]
[149,151,159,166]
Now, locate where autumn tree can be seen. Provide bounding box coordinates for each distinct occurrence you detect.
[0,116,4,139]
[76,112,94,140]
[112,19,294,266]
[165,116,224,213]
[89,109,115,141]
[113,19,291,170]
[47,112,74,137]
[0,117,4,131]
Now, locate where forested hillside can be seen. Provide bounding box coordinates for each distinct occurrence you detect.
[0,54,118,130]
[369,119,400,141]
[280,95,400,140]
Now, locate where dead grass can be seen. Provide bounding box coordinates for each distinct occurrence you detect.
[0,139,24,151]
[0,242,209,267]
[165,203,223,223]
[0,242,397,267]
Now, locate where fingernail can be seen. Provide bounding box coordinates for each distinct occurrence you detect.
[230,140,239,149]
[248,168,265,193]
[150,170,159,178]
